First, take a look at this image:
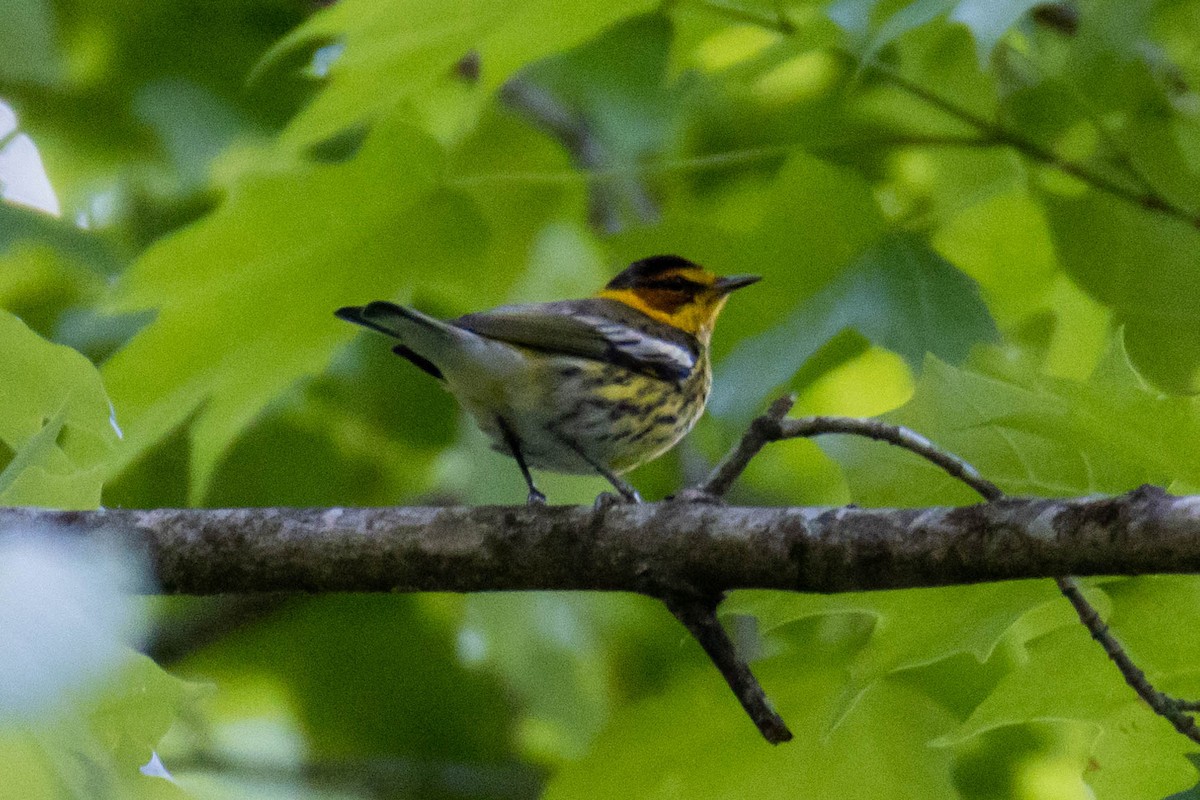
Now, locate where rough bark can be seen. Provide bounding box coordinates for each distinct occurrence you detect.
[3,484,1193,596]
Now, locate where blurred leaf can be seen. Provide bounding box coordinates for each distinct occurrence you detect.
[931,189,1058,327]
[1042,187,1200,393]
[203,329,460,507]
[175,595,531,798]
[269,0,658,146]
[0,0,61,86]
[0,531,150,722]
[713,232,997,424]
[515,14,682,229]
[458,592,666,762]
[2,0,309,210]
[0,243,107,339]
[728,580,1059,734]
[940,611,1200,799]
[544,612,961,799]
[949,0,1046,65]
[614,149,887,364]
[99,119,486,501]
[0,653,201,800]
[0,202,122,275]
[0,310,117,508]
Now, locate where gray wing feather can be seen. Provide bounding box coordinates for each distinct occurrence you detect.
[454,299,698,382]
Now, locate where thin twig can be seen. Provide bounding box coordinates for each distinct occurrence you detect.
[698,398,1002,501]
[699,394,799,498]
[663,593,793,743]
[1055,575,1200,743]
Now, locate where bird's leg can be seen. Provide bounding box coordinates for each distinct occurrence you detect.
[497,417,546,505]
[596,468,642,504]
[549,430,641,504]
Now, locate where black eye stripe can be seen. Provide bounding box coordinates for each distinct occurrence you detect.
[644,276,702,291]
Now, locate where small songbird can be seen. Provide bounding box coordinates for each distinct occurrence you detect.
[336,255,759,504]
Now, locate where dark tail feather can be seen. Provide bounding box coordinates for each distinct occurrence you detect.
[336,303,446,380]
[392,345,443,380]
[335,305,394,337]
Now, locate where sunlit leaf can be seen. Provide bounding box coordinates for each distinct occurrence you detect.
[99,119,487,501]
[831,343,1200,506]
[713,232,997,424]
[544,613,960,799]
[268,0,658,146]
[0,310,117,508]
[1042,187,1200,393]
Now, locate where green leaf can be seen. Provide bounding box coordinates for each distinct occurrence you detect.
[460,593,620,760]
[175,595,522,766]
[0,203,123,277]
[828,0,1052,65]
[1041,178,1200,393]
[712,232,997,424]
[544,612,961,799]
[615,150,886,353]
[831,343,1200,506]
[1098,576,1200,686]
[940,613,1200,799]
[99,119,487,501]
[0,311,117,508]
[728,581,1058,734]
[0,653,201,800]
[267,0,658,146]
[0,0,61,85]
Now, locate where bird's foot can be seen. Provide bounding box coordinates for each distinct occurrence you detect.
[593,488,640,511]
[526,488,548,506]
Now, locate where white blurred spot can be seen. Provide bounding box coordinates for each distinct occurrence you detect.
[308,42,345,78]
[0,528,151,721]
[140,751,176,783]
[108,400,124,440]
[456,627,487,663]
[0,99,61,217]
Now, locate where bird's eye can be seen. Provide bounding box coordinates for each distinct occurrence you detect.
[648,276,697,291]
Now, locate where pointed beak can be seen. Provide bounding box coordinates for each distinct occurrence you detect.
[714,274,762,294]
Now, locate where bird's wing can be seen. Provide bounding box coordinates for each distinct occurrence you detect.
[455,300,698,382]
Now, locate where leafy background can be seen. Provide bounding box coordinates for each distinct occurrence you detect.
[2,0,1200,797]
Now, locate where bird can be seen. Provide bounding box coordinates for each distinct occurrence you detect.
[335,255,760,504]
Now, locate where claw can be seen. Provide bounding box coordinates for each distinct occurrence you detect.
[527,488,548,506]
[593,492,621,511]
[594,487,641,509]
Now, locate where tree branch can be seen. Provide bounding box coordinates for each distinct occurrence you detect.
[6,487,1200,595]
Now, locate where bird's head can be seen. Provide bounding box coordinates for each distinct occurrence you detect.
[599,255,761,339]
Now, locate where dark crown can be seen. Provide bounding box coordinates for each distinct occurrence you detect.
[606,255,700,290]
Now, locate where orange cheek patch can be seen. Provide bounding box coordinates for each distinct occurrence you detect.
[636,289,690,315]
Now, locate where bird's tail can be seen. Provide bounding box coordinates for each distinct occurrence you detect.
[335,301,495,381]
